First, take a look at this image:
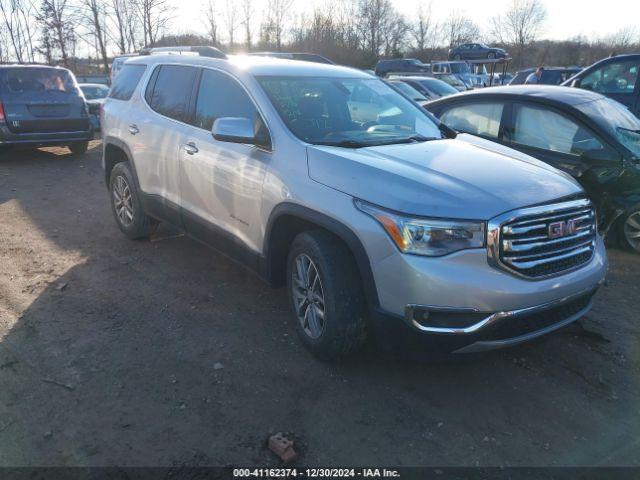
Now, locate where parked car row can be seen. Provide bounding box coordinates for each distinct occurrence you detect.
[2,48,637,362]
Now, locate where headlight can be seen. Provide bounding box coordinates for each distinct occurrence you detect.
[355,200,485,256]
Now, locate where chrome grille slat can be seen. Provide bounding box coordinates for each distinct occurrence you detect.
[504,245,594,270]
[488,199,597,279]
[504,239,594,262]
[505,208,593,228]
[503,228,594,252]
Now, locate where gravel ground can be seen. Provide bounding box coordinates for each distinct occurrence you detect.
[0,142,638,467]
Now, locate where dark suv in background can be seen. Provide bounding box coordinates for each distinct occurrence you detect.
[0,65,92,154]
[448,43,507,60]
[564,54,640,118]
[374,58,430,77]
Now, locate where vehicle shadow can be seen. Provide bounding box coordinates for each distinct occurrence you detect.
[0,144,638,467]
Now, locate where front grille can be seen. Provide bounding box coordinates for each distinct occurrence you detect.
[480,291,594,341]
[493,200,596,278]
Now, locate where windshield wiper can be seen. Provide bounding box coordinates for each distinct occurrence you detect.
[372,135,439,146]
[314,139,372,148]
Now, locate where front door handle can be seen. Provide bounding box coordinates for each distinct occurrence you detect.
[128,124,139,135]
[183,142,199,155]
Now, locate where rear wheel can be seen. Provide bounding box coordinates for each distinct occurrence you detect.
[109,162,157,239]
[618,205,640,254]
[69,141,89,155]
[287,230,368,361]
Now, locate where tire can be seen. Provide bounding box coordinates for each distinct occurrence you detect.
[487,52,496,59]
[617,204,640,254]
[69,141,89,155]
[453,54,461,60]
[287,230,368,361]
[109,162,157,240]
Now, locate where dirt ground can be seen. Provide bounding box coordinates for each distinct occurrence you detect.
[0,142,639,467]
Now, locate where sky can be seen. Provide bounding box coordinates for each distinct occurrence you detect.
[173,0,640,43]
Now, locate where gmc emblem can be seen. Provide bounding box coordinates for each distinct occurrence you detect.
[548,219,577,239]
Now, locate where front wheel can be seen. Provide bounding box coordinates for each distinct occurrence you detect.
[618,205,640,254]
[69,141,89,155]
[287,230,368,361]
[487,52,496,59]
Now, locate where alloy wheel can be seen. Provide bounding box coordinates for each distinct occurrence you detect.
[624,211,640,251]
[113,175,134,226]
[291,253,326,339]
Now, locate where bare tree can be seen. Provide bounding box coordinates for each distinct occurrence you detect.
[202,0,218,47]
[222,0,239,49]
[356,0,395,57]
[109,0,138,52]
[81,0,109,72]
[490,0,546,65]
[136,0,171,47]
[241,0,252,49]
[411,2,437,58]
[264,0,293,51]
[37,0,75,66]
[0,0,37,62]
[442,11,480,49]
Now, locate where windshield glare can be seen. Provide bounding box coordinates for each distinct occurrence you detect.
[577,98,640,157]
[389,81,427,101]
[258,76,442,146]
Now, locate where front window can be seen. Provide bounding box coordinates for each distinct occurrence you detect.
[577,98,640,157]
[388,81,428,101]
[580,60,639,94]
[511,104,605,155]
[450,63,471,74]
[440,102,503,138]
[1,67,77,94]
[81,85,109,100]
[257,76,442,147]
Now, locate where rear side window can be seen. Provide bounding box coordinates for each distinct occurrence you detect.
[193,69,264,133]
[440,102,504,138]
[147,65,198,123]
[109,64,146,101]
[0,67,77,94]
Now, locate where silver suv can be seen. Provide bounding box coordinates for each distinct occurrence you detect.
[102,47,607,360]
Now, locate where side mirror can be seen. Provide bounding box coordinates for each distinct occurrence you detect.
[212,117,271,150]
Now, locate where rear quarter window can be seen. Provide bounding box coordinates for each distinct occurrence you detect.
[109,64,146,101]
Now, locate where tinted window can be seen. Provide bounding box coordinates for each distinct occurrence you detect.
[1,67,77,94]
[440,102,504,138]
[511,104,605,155]
[109,64,145,101]
[194,69,264,133]
[580,60,640,94]
[148,65,198,122]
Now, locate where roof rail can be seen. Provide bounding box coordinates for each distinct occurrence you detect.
[139,46,227,59]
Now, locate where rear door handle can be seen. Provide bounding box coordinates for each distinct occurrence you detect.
[128,124,139,135]
[183,142,199,155]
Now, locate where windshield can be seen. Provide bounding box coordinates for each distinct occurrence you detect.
[81,85,109,100]
[389,81,427,101]
[0,68,77,94]
[450,63,471,74]
[258,76,442,147]
[437,74,465,87]
[576,98,640,157]
[418,79,458,97]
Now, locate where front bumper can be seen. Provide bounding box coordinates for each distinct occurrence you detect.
[369,235,607,353]
[0,124,93,146]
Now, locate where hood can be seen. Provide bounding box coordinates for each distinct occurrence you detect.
[306,135,583,220]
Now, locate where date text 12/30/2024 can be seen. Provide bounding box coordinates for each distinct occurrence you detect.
[233,468,401,478]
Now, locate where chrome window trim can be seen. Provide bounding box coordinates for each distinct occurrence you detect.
[487,198,595,281]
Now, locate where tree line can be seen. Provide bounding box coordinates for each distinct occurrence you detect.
[1,0,638,74]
